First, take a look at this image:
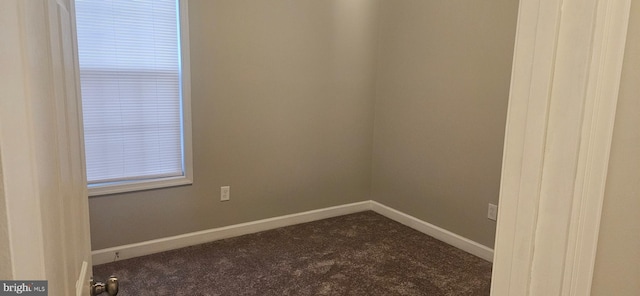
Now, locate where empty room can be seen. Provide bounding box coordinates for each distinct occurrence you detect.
[0,0,638,295]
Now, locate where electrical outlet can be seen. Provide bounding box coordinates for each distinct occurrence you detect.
[488,203,498,221]
[221,186,230,201]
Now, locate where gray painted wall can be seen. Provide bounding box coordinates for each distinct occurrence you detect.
[89,0,520,251]
[89,0,379,249]
[591,1,640,294]
[370,0,519,248]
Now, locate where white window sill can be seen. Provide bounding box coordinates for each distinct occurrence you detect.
[88,176,193,197]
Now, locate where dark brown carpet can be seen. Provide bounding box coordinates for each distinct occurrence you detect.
[94,211,492,295]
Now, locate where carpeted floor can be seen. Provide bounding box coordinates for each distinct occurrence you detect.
[94,211,492,295]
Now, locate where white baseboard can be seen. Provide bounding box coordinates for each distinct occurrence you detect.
[92,201,372,265]
[92,200,494,265]
[370,201,494,262]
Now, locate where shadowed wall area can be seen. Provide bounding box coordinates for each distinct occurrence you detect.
[371,0,518,248]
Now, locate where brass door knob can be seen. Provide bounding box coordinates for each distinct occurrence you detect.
[90,276,118,296]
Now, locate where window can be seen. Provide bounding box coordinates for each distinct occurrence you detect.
[75,0,192,196]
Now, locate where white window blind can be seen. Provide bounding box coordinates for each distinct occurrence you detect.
[75,0,186,186]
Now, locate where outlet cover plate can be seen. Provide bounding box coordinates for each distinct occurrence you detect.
[221,186,230,201]
[488,203,498,221]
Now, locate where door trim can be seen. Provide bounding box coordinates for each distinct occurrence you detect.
[490,0,632,295]
[0,0,48,279]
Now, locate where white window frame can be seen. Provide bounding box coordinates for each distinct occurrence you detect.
[80,0,193,197]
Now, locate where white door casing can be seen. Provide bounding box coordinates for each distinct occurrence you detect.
[0,0,93,295]
[491,0,632,295]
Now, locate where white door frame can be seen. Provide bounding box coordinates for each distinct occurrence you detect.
[0,0,93,295]
[491,0,632,295]
[0,1,48,279]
